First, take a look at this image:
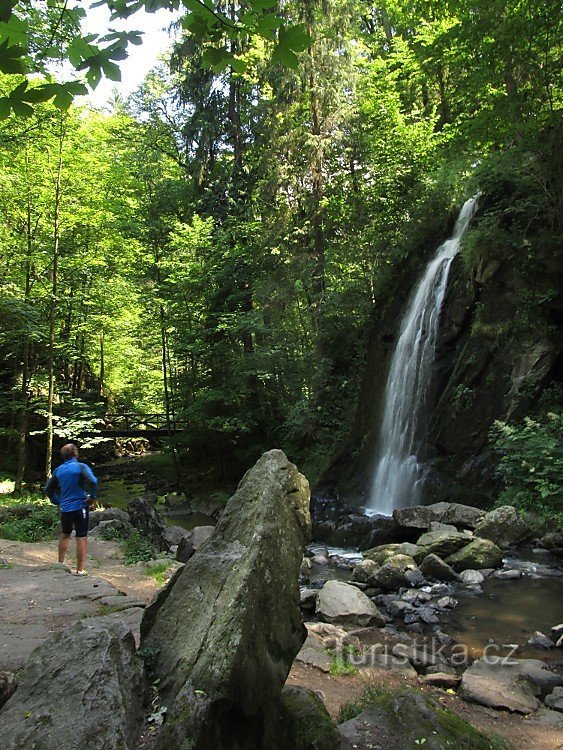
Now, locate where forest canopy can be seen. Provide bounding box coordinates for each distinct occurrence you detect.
[0,0,561,499]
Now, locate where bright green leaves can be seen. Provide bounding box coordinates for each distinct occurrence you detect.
[0,80,88,120]
[271,25,311,69]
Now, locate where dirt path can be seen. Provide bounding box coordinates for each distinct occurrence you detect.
[0,537,161,601]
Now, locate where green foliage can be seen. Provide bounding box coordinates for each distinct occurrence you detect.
[337,684,388,723]
[0,504,59,542]
[491,404,563,527]
[122,530,159,564]
[328,654,358,677]
[146,561,172,585]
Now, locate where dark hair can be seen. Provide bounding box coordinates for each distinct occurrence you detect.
[61,443,79,460]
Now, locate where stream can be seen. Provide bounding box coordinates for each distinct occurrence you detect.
[308,543,563,662]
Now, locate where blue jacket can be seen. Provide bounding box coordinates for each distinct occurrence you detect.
[45,458,98,513]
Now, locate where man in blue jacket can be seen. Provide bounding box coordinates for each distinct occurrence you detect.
[44,443,98,575]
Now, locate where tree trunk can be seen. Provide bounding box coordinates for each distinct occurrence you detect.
[45,119,65,479]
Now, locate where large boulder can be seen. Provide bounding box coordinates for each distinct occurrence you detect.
[420,553,459,582]
[316,580,385,627]
[372,554,417,591]
[140,450,311,750]
[127,496,168,551]
[0,620,146,750]
[89,518,131,539]
[0,672,16,709]
[339,688,501,750]
[351,559,379,584]
[416,530,472,559]
[161,525,190,549]
[175,525,215,563]
[363,542,420,565]
[394,502,485,530]
[88,507,131,530]
[446,538,504,571]
[460,656,563,714]
[474,506,532,548]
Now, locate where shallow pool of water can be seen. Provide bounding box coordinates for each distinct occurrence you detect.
[449,570,563,661]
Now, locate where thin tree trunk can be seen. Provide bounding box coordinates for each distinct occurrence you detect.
[45,118,64,479]
[99,328,105,395]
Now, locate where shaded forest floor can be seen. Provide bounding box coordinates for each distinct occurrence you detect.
[1,538,561,750]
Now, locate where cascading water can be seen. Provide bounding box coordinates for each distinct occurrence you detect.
[367,197,479,516]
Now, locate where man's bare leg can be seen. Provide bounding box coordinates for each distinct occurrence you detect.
[58,533,71,564]
[76,537,87,573]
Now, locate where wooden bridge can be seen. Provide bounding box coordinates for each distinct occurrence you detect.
[78,413,188,439]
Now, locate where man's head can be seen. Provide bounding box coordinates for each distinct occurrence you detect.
[61,443,79,461]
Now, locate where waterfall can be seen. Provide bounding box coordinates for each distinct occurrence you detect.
[367,197,479,516]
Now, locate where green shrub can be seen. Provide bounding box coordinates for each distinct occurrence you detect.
[146,562,172,585]
[338,684,387,723]
[0,505,59,542]
[490,398,563,527]
[122,530,159,564]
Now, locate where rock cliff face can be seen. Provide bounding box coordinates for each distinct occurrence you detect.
[322,189,562,506]
[141,449,311,750]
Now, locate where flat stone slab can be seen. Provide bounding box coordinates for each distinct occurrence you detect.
[0,565,139,671]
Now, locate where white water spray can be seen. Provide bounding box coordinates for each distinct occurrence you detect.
[367,197,479,516]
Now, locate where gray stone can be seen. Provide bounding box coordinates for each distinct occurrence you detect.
[429,522,458,533]
[422,672,461,689]
[338,688,493,750]
[175,525,215,563]
[458,569,485,587]
[387,600,415,617]
[282,686,341,750]
[436,596,458,609]
[161,525,190,549]
[88,507,130,530]
[545,686,563,712]
[316,580,385,627]
[351,559,379,584]
[373,554,417,591]
[300,588,318,610]
[460,656,563,713]
[127,496,168,551]
[0,620,146,750]
[418,606,440,625]
[493,568,522,579]
[89,518,131,538]
[416,530,472,559]
[528,631,555,649]
[393,502,485,531]
[140,450,311,750]
[295,633,333,672]
[420,553,459,582]
[405,568,425,586]
[446,538,503,571]
[474,506,532,548]
[0,671,16,709]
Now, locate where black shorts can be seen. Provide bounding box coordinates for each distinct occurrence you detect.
[61,508,89,538]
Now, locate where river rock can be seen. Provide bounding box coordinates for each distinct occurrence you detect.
[89,518,132,538]
[541,532,563,556]
[88,507,131,530]
[317,580,385,627]
[422,672,461,689]
[446,538,503,571]
[528,631,555,649]
[371,554,417,591]
[161,524,190,548]
[0,671,16,709]
[140,450,311,750]
[493,568,521,579]
[420,554,459,582]
[338,688,494,750]
[362,542,420,565]
[474,506,532,548]
[127,496,168,551]
[460,656,563,713]
[300,588,318,610]
[0,620,146,750]
[545,686,563,712]
[175,525,215,563]
[282,686,341,750]
[352,559,379,584]
[458,569,485,586]
[416,530,471,559]
[393,502,485,531]
[429,522,458,533]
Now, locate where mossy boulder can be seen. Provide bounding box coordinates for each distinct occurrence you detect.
[420,553,459,582]
[446,538,503,571]
[338,687,511,750]
[373,554,418,591]
[140,450,311,750]
[282,686,341,750]
[416,530,472,559]
[474,506,532,549]
[363,542,420,565]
